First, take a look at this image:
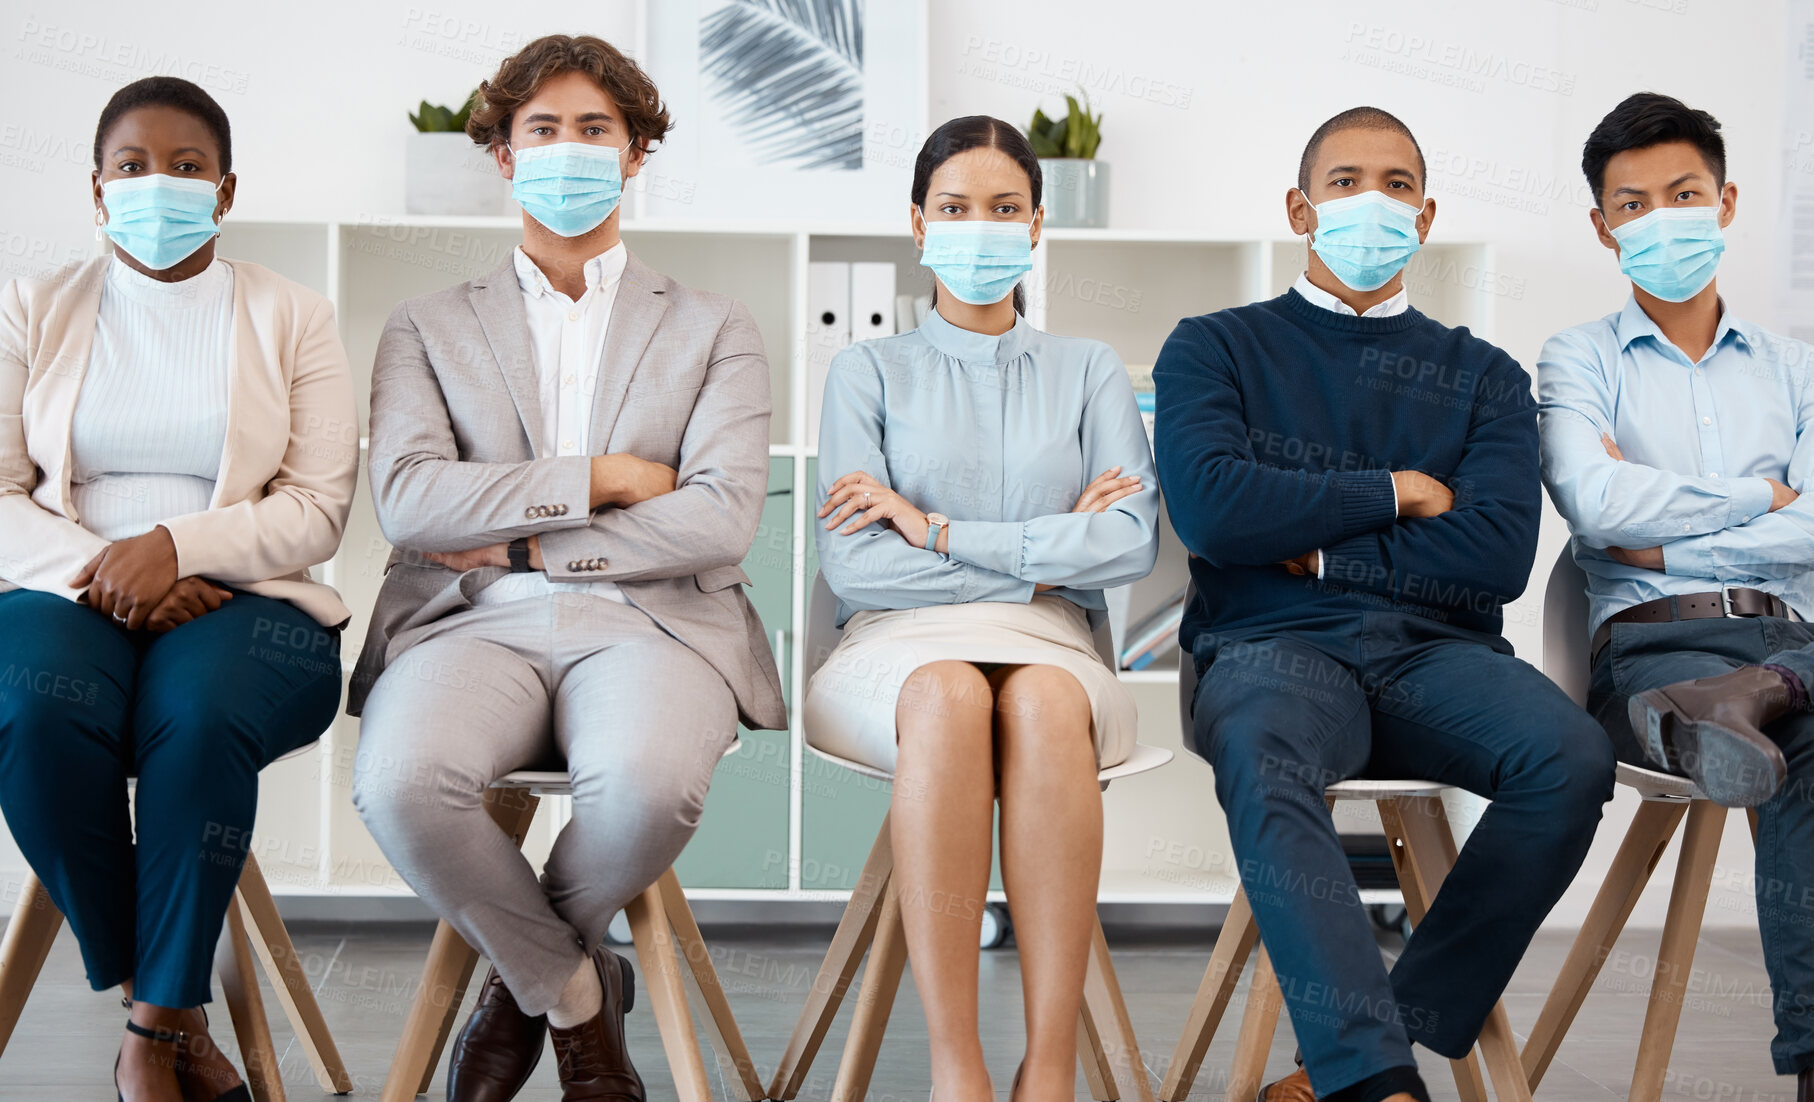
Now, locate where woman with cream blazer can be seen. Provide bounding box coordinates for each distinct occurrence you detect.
[0,75,355,1102]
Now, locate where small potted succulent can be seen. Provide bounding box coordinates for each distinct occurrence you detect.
[405,88,510,215]
[1026,90,1106,228]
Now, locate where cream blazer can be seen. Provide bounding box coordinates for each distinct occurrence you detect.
[0,256,359,627]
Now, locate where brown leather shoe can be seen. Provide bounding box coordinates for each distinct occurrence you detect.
[1257,1067,1316,1102]
[547,945,644,1102]
[446,966,548,1102]
[1628,666,1792,807]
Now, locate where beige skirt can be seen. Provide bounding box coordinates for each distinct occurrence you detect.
[803,595,1137,774]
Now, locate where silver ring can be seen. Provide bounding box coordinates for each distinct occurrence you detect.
[864,491,872,502]
[112,613,128,624]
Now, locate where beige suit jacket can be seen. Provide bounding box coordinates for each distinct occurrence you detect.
[0,257,359,626]
[348,251,786,730]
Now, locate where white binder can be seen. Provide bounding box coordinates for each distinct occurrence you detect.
[849,262,898,342]
[806,261,851,443]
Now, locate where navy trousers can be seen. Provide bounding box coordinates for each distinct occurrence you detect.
[0,589,339,1008]
[1589,616,1814,1076]
[1190,610,1613,1097]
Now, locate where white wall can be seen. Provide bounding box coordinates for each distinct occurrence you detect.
[0,0,1789,927]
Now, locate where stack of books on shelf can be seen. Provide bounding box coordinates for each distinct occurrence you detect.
[1118,586,1188,670]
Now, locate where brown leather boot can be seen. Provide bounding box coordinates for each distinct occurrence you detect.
[446,966,548,1102]
[1257,1067,1316,1102]
[1628,665,1792,807]
[547,945,644,1102]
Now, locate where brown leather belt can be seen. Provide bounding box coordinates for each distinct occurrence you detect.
[1591,587,1792,665]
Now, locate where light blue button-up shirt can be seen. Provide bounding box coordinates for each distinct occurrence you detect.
[816,306,1160,626]
[1538,295,1814,636]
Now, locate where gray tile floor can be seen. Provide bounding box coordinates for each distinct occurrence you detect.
[0,919,1799,1101]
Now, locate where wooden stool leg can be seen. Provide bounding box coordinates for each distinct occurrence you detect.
[1379,797,1490,1102]
[380,789,540,1102]
[0,872,64,1057]
[1083,918,1155,1102]
[219,897,286,1102]
[653,868,768,1102]
[1630,800,1726,1102]
[234,856,353,1093]
[1522,799,1687,1088]
[1160,888,1260,1101]
[1222,945,1283,1102]
[831,878,908,1102]
[769,813,895,1100]
[1078,989,1119,1101]
[627,874,715,1102]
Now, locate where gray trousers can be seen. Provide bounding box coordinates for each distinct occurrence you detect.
[352,592,737,1016]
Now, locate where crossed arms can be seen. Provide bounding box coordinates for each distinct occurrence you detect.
[367,298,771,582]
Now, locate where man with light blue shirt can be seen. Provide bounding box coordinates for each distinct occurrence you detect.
[1539,92,1814,1094]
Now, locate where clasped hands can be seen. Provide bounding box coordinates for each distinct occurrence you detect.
[818,466,1146,591]
[1599,433,1797,571]
[420,453,678,574]
[69,526,232,632]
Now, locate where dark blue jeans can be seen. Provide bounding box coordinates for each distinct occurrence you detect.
[0,589,340,1008]
[1190,610,1614,1097]
[1588,616,1814,1076]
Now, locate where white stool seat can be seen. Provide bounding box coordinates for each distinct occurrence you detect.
[805,738,1175,787]
[1325,777,1451,800]
[1617,760,1700,801]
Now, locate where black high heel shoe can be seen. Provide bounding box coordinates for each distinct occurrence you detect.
[173,1007,251,1102]
[118,998,251,1102]
[116,1017,187,1102]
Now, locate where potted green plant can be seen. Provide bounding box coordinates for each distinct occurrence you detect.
[405,88,510,215]
[1026,91,1107,228]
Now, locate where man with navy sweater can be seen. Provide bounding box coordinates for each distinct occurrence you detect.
[1154,107,1613,1102]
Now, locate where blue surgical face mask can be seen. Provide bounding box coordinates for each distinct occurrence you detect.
[100,174,223,271]
[1306,189,1424,292]
[920,220,1034,305]
[509,141,623,237]
[1609,205,1725,303]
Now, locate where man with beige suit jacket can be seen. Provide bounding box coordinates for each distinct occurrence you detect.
[349,35,784,1102]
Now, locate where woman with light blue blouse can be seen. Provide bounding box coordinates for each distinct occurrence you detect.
[806,115,1159,1102]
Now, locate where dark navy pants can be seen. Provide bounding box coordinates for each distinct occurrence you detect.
[0,589,339,1008]
[1589,616,1814,1076]
[1190,610,1613,1097]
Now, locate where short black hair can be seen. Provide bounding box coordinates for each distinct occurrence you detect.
[1582,93,1724,209]
[1297,106,1425,193]
[93,76,233,174]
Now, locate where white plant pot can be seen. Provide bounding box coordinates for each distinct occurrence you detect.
[405,132,511,216]
[1038,158,1109,228]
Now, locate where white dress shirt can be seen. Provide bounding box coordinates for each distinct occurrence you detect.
[477,243,629,605]
[1291,272,1405,575]
[1292,272,1409,319]
[69,257,233,541]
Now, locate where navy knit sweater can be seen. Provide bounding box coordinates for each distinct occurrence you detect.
[1153,289,1540,647]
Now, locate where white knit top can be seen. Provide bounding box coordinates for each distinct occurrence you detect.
[68,258,233,542]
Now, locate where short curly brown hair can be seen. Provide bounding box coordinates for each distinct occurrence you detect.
[466,34,672,155]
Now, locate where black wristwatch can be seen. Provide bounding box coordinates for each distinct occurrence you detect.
[507,538,533,572]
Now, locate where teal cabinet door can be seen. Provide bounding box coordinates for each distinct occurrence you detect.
[674,457,794,888]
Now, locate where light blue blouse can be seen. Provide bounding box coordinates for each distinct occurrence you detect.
[816,306,1159,625]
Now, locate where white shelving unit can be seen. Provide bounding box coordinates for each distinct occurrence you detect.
[219,215,1496,908]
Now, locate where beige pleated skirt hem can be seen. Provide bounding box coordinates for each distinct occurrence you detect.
[802,595,1137,775]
